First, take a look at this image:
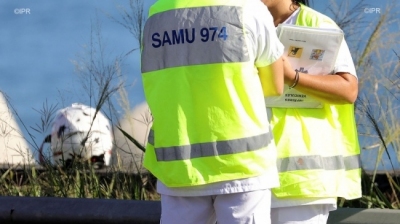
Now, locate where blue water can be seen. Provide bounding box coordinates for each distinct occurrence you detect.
[0,0,398,171]
[0,0,152,145]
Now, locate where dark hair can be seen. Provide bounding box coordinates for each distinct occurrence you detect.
[292,0,310,6]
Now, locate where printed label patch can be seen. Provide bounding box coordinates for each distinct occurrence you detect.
[310,49,325,61]
[287,46,303,58]
[141,6,248,73]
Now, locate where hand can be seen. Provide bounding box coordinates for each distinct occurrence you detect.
[282,56,297,85]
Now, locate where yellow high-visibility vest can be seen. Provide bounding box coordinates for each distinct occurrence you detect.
[271,4,362,200]
[141,0,278,187]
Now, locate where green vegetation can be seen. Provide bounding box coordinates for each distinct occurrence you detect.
[0,163,156,200]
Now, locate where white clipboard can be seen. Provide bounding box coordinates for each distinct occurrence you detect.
[265,24,343,108]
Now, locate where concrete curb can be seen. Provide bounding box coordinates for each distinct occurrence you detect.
[0,196,160,224]
[1,196,400,224]
[328,208,400,224]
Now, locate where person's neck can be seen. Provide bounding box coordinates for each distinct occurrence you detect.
[268,1,300,27]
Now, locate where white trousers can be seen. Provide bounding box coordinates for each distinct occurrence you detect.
[271,204,330,224]
[160,189,271,224]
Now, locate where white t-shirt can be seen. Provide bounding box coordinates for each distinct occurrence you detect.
[157,0,284,197]
[271,7,357,210]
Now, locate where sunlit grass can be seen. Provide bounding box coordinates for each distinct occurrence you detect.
[0,161,157,200]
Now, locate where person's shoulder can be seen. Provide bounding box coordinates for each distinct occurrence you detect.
[299,4,339,29]
[243,0,270,12]
[243,0,273,21]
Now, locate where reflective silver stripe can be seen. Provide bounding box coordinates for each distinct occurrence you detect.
[141,6,249,73]
[147,129,154,145]
[147,130,272,161]
[344,155,361,170]
[277,155,361,172]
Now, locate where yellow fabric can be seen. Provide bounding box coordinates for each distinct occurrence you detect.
[143,64,268,147]
[148,0,245,16]
[142,0,278,187]
[144,141,277,187]
[271,4,361,199]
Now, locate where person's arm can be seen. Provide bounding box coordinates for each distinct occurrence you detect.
[283,56,358,104]
[258,56,285,96]
[252,3,285,97]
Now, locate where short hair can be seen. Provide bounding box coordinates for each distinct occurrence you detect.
[292,0,310,6]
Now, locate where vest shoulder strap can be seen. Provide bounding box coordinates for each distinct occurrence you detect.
[297,4,339,29]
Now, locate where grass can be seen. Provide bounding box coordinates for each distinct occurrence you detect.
[0,162,157,200]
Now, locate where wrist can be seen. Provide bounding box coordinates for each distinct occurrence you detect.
[285,69,296,84]
[289,69,300,89]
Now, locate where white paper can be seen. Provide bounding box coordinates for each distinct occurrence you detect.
[265,24,343,108]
